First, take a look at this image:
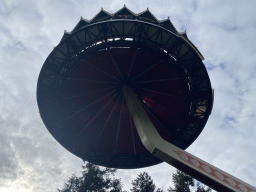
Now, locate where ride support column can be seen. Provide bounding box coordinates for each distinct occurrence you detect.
[123,86,256,192]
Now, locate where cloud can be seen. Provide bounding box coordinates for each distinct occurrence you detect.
[0,131,18,182]
[0,0,256,191]
[0,1,84,191]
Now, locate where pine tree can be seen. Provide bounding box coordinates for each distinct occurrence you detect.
[167,170,194,192]
[58,173,81,192]
[131,172,156,192]
[195,182,212,192]
[167,170,213,192]
[58,162,123,192]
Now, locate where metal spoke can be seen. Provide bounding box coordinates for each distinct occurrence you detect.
[125,22,136,37]
[52,56,66,61]
[85,60,120,81]
[56,49,67,59]
[65,90,116,120]
[131,60,164,81]
[94,94,121,149]
[67,78,118,84]
[111,23,122,37]
[86,29,93,42]
[61,86,117,99]
[163,35,173,47]
[177,43,183,56]
[134,78,180,84]
[114,96,124,153]
[42,75,54,84]
[76,92,119,137]
[127,49,139,80]
[135,86,188,100]
[48,58,62,73]
[108,49,124,80]
[87,28,98,39]
[144,28,160,44]
[74,34,83,45]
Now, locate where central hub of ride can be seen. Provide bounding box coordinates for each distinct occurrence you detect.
[116,79,131,93]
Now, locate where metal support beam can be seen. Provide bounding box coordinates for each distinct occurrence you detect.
[123,86,256,192]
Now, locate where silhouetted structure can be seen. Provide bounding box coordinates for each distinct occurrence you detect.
[37,6,213,169]
[37,6,256,192]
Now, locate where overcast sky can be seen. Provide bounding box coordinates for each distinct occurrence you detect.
[0,0,256,191]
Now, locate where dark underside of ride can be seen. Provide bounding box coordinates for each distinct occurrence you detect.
[37,6,213,169]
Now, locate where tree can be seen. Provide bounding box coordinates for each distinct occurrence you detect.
[167,170,212,192]
[59,163,213,192]
[58,173,81,192]
[131,172,156,192]
[195,182,212,192]
[58,162,123,192]
[167,170,194,192]
[110,178,124,192]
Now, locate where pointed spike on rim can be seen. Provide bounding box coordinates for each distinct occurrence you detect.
[101,7,103,10]
[81,16,83,20]
[64,30,70,34]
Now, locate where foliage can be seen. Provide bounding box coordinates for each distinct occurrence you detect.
[167,170,213,192]
[57,173,81,192]
[167,170,194,192]
[58,162,123,192]
[131,172,156,192]
[58,163,213,192]
[155,188,164,192]
[195,182,212,192]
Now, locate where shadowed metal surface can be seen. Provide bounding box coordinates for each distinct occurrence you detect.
[37,7,213,169]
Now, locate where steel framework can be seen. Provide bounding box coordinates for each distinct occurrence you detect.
[37,17,213,168]
[36,6,256,192]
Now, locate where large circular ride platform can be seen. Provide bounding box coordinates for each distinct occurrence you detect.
[37,7,213,169]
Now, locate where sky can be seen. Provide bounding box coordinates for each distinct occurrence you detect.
[0,0,256,191]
